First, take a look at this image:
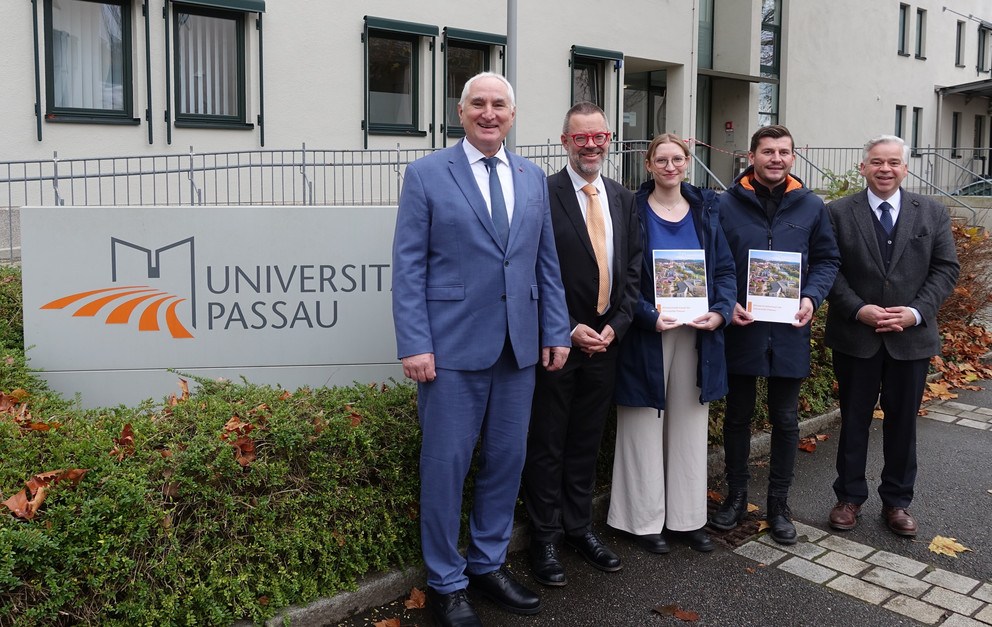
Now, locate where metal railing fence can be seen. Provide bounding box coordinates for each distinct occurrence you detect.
[2,142,987,263]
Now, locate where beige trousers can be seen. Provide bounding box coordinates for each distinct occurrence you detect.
[608,325,709,534]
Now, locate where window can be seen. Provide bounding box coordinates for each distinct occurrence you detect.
[363,17,437,140]
[980,26,992,72]
[952,112,962,158]
[760,0,781,77]
[173,4,249,128]
[572,56,604,106]
[758,0,781,127]
[956,21,966,67]
[911,107,922,157]
[369,33,417,128]
[895,105,906,138]
[758,83,779,127]
[570,46,622,114]
[444,29,505,138]
[43,0,134,123]
[898,4,910,56]
[697,0,714,70]
[914,9,926,59]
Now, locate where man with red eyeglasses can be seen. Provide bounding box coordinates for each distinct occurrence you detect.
[522,102,641,586]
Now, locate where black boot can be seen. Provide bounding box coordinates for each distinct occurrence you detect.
[766,496,797,545]
[708,490,748,531]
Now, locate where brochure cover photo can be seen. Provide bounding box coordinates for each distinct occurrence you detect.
[653,249,708,323]
[745,249,802,323]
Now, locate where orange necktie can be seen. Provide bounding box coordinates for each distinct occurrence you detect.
[581,184,609,314]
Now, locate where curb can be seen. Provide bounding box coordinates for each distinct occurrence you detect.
[256,407,843,627]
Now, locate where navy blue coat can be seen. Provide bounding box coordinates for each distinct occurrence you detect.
[614,180,737,410]
[718,167,840,378]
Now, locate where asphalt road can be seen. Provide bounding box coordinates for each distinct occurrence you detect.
[331,379,992,627]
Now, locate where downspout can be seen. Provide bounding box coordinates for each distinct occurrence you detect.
[362,18,369,149]
[430,34,436,148]
[257,12,264,146]
[144,0,153,144]
[506,0,517,151]
[32,0,43,141]
[164,0,172,144]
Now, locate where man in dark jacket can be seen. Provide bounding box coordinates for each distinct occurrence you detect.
[709,125,840,544]
[522,102,641,586]
[825,135,958,537]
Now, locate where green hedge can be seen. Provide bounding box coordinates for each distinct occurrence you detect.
[1,377,424,625]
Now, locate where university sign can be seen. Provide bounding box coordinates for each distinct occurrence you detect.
[21,206,402,408]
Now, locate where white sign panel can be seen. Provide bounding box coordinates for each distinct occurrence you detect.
[21,206,402,408]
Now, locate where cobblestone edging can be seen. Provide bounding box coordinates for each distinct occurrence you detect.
[735,522,992,626]
[924,399,992,431]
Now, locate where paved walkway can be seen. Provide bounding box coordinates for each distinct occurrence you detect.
[726,396,992,627]
[279,381,992,627]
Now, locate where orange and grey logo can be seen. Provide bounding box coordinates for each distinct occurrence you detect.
[41,237,196,339]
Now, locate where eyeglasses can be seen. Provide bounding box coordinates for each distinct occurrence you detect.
[866,159,905,169]
[566,132,612,147]
[653,156,687,168]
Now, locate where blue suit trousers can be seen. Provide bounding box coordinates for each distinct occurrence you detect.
[417,342,536,593]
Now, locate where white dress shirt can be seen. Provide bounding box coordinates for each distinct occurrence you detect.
[565,162,615,301]
[463,139,515,225]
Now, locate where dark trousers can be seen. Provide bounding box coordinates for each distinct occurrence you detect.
[522,344,618,543]
[723,374,803,499]
[832,346,929,508]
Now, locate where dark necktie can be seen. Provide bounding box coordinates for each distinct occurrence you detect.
[483,157,509,248]
[878,201,894,235]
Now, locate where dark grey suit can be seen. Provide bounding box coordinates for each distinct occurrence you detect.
[825,189,959,360]
[825,189,959,507]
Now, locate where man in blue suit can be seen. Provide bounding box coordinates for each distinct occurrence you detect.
[392,72,571,627]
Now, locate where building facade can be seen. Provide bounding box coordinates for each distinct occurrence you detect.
[1,0,991,190]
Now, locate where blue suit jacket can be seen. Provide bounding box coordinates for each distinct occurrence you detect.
[392,140,571,371]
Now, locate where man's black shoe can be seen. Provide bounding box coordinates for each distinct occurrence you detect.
[565,530,622,572]
[426,587,482,627]
[467,565,542,615]
[529,541,566,586]
[767,497,798,545]
[708,490,748,531]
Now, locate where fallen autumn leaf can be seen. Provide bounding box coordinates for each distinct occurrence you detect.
[928,535,972,558]
[404,586,426,609]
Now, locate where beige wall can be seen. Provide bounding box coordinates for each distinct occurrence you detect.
[781,0,992,152]
[0,0,701,161]
[3,0,990,182]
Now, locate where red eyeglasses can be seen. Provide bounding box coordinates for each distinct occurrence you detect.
[565,132,612,147]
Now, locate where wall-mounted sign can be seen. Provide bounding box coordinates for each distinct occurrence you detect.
[21,206,402,408]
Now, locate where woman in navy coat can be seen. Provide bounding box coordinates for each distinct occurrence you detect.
[607,134,736,554]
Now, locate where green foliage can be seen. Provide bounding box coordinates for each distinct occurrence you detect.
[819,166,863,200]
[1,376,423,625]
[0,266,23,351]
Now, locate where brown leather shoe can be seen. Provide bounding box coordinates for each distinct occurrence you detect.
[882,506,918,537]
[828,501,861,530]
